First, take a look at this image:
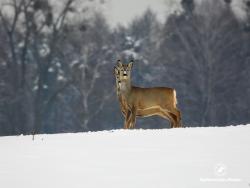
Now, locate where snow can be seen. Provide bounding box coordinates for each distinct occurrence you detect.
[231,0,248,21]
[43,84,48,89]
[32,85,38,91]
[122,49,139,59]
[39,44,50,57]
[48,67,54,73]
[0,125,249,188]
[55,62,61,68]
[144,73,154,82]
[70,60,79,67]
[57,75,66,81]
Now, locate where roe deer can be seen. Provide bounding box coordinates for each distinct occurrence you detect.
[114,60,181,129]
[114,66,127,118]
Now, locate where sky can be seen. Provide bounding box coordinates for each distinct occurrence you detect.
[0,0,246,28]
[92,0,247,28]
[0,0,182,28]
[103,0,182,28]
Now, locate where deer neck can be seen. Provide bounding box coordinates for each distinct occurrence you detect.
[120,79,131,97]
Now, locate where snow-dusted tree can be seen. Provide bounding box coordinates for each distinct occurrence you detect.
[157,0,247,126]
[112,9,162,86]
[197,0,248,126]
[61,12,115,131]
[0,0,81,136]
[240,0,250,122]
[128,9,162,87]
[0,0,37,134]
[0,30,10,135]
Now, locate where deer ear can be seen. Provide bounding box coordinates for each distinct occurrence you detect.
[114,66,118,74]
[117,60,122,67]
[128,61,133,69]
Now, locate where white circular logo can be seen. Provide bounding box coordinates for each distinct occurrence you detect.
[214,163,227,177]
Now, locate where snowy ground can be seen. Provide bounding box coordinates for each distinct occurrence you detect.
[0,125,249,188]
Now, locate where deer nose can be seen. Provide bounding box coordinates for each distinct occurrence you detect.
[123,71,127,76]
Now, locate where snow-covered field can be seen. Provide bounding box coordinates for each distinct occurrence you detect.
[0,125,249,188]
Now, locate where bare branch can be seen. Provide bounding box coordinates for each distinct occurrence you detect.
[43,79,74,111]
[0,8,11,33]
[53,0,74,32]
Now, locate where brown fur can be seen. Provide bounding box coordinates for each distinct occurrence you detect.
[114,60,182,129]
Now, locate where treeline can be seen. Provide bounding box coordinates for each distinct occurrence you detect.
[0,0,250,136]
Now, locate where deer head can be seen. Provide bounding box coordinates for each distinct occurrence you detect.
[114,65,121,95]
[116,60,133,81]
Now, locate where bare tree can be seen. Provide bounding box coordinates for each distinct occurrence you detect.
[0,0,77,137]
[158,0,246,126]
[65,13,114,131]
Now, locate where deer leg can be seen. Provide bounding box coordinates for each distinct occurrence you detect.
[160,109,176,128]
[168,114,176,128]
[124,110,132,129]
[120,107,126,118]
[176,109,182,127]
[169,113,178,128]
[119,97,127,118]
[170,108,182,127]
[129,107,137,129]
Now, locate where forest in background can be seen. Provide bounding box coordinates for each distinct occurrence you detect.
[0,0,250,136]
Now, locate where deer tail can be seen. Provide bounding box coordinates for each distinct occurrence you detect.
[173,89,177,108]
